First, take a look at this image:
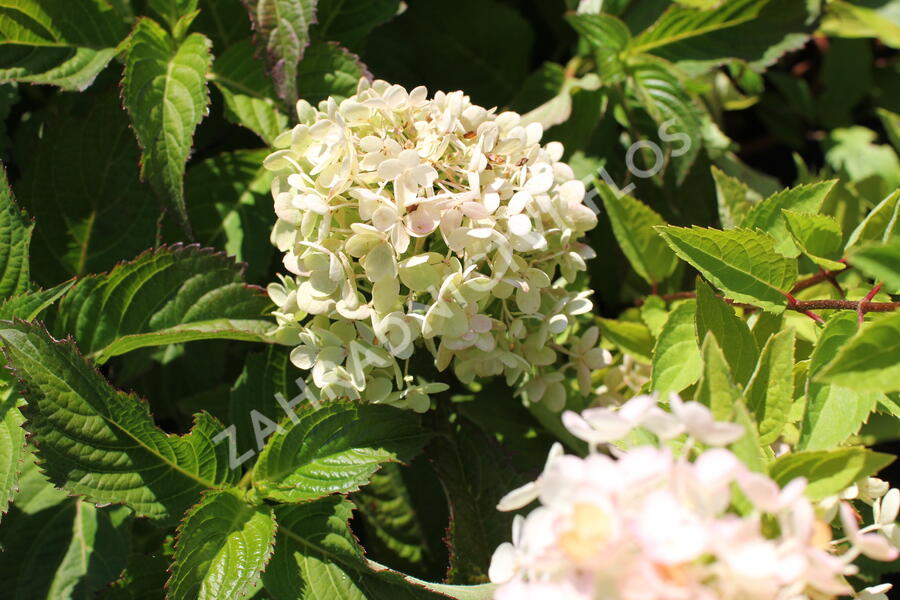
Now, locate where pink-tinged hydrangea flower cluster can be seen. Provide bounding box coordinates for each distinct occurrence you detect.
[263,78,605,411]
[490,394,899,600]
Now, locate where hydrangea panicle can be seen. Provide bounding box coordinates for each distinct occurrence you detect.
[264,78,606,411]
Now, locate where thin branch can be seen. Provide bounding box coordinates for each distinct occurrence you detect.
[790,299,899,313]
[634,288,899,321]
[790,262,849,294]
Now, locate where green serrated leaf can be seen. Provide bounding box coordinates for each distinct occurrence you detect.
[850,238,900,293]
[825,127,900,191]
[799,312,881,450]
[740,180,836,257]
[428,421,524,585]
[354,463,434,577]
[0,454,132,599]
[695,279,758,385]
[0,320,239,520]
[596,318,654,363]
[297,41,369,104]
[769,447,895,500]
[123,18,213,235]
[822,0,900,48]
[818,310,900,393]
[363,0,532,109]
[566,13,631,52]
[315,0,400,48]
[745,328,795,444]
[104,552,170,600]
[168,489,277,600]
[253,402,429,503]
[55,245,274,365]
[243,0,317,105]
[782,210,845,270]
[148,0,199,31]
[211,40,289,145]
[878,107,900,152]
[652,300,701,393]
[0,390,24,521]
[185,150,277,283]
[696,333,740,421]
[846,189,900,250]
[639,295,668,337]
[729,400,767,472]
[628,0,812,74]
[627,56,703,184]
[0,281,73,322]
[229,346,296,456]
[0,162,31,299]
[657,226,798,312]
[566,12,630,76]
[598,185,677,285]
[711,165,761,229]
[264,496,492,600]
[15,89,159,285]
[629,0,772,54]
[0,0,128,90]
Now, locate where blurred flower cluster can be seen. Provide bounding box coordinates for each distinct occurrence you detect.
[490,393,900,600]
[264,78,602,411]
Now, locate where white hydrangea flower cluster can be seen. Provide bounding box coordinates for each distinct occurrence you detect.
[490,393,899,600]
[263,78,602,411]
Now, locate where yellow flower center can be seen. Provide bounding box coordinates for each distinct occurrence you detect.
[559,503,613,563]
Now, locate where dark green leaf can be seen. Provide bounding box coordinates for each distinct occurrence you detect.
[0,282,73,322]
[0,161,32,299]
[229,346,297,456]
[0,320,239,520]
[427,421,523,584]
[15,89,159,285]
[297,41,369,104]
[0,455,132,599]
[122,18,213,235]
[627,56,703,184]
[0,391,24,521]
[364,0,533,108]
[0,0,128,90]
[629,0,812,74]
[185,150,278,282]
[253,402,429,503]
[598,184,677,285]
[243,0,317,105]
[168,489,277,600]
[315,0,400,47]
[55,244,274,364]
[354,463,437,578]
[265,496,493,599]
[148,0,199,31]
[211,40,289,145]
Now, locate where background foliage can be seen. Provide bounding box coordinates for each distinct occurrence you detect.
[0,0,898,598]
